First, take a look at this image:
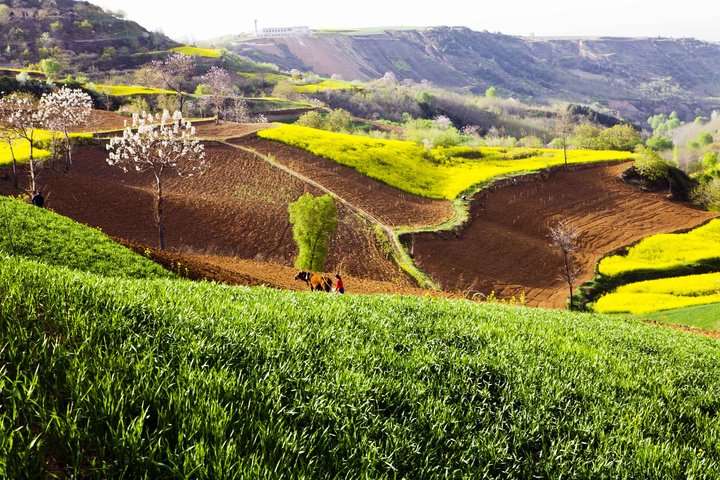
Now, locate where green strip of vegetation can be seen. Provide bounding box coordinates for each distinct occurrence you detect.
[641,303,720,331]
[258,124,634,200]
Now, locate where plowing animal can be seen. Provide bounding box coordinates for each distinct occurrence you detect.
[294,271,333,292]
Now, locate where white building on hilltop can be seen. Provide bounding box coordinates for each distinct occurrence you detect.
[259,26,310,38]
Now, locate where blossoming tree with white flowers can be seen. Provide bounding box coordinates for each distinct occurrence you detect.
[0,92,44,193]
[106,110,206,249]
[40,86,93,171]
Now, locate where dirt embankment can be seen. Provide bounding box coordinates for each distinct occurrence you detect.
[411,162,715,308]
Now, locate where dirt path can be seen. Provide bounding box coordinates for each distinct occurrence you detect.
[411,162,715,308]
[642,320,720,341]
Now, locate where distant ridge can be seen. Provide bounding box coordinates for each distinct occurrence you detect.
[218,26,720,121]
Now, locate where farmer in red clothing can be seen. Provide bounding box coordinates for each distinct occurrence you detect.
[334,274,345,294]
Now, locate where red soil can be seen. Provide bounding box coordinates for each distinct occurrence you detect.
[0,142,418,291]
[193,121,270,140]
[235,135,453,228]
[411,162,716,308]
[72,110,131,132]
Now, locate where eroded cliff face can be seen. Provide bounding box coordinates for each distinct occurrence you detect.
[229,27,720,121]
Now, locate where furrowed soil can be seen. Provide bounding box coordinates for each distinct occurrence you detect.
[0,141,421,293]
[234,135,454,228]
[411,162,716,308]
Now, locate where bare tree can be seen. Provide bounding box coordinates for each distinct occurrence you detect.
[106,110,206,249]
[224,96,250,123]
[199,66,234,124]
[554,109,574,168]
[0,92,45,193]
[149,53,195,113]
[40,86,93,170]
[549,219,580,310]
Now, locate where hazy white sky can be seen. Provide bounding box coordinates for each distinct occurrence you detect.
[88,0,720,42]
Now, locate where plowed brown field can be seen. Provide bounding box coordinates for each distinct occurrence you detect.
[0,142,420,292]
[411,163,715,308]
[235,135,453,228]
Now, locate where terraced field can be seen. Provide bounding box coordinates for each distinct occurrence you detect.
[0,142,414,291]
[411,163,714,307]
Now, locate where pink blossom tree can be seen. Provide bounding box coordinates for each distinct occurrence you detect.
[198,66,234,124]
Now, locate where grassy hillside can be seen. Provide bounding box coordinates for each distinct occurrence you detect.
[0,196,170,278]
[643,303,720,331]
[258,124,633,199]
[1,196,720,477]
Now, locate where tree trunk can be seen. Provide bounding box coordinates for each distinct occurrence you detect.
[215,100,220,125]
[28,140,36,194]
[563,251,573,311]
[563,142,568,168]
[154,173,166,249]
[177,93,186,115]
[64,129,72,171]
[308,235,320,271]
[9,143,17,190]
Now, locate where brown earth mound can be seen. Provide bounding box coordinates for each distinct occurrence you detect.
[235,135,453,228]
[0,142,417,290]
[194,121,270,140]
[411,163,716,308]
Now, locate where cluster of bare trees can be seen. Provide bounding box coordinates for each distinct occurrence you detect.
[0,86,93,192]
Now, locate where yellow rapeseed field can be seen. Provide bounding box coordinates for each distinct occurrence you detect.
[599,219,720,277]
[258,125,633,199]
[594,272,720,314]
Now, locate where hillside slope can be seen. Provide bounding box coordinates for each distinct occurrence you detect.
[0,0,176,69]
[227,27,720,122]
[2,202,720,477]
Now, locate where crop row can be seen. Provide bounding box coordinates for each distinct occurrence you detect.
[594,272,720,314]
[599,219,720,277]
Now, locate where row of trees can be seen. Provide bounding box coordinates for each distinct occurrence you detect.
[0,86,91,191]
